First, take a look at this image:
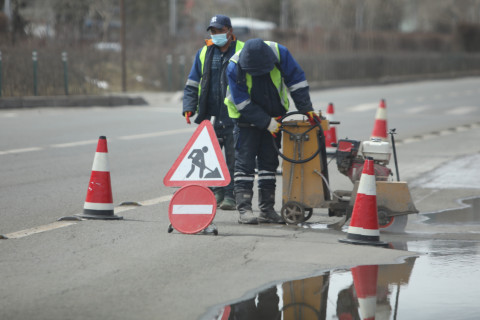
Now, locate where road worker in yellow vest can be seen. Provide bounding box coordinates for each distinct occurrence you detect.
[183,15,244,210]
[224,38,321,224]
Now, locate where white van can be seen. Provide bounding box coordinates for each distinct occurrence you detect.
[230,17,276,39]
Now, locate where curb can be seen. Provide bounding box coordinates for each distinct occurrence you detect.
[0,94,148,109]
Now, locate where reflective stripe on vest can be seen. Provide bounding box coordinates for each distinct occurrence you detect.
[225,41,289,119]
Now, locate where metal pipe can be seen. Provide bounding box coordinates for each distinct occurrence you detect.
[0,50,2,97]
[62,52,68,95]
[32,51,38,96]
[389,128,400,181]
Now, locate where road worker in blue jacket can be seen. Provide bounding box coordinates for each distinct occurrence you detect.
[224,38,321,224]
[183,15,244,210]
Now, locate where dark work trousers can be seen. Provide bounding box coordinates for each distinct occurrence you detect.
[213,128,235,198]
[233,125,281,192]
[229,286,280,320]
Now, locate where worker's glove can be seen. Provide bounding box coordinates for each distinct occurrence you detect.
[305,111,321,126]
[183,111,193,124]
[267,117,282,137]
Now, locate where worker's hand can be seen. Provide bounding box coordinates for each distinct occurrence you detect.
[305,111,321,126]
[267,117,282,137]
[183,111,193,124]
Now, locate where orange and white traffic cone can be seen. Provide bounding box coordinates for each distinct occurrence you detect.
[339,158,387,247]
[324,102,338,153]
[370,99,388,141]
[351,265,379,320]
[77,136,122,220]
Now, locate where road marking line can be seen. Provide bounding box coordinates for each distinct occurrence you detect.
[0,147,43,155]
[1,113,18,118]
[415,96,425,102]
[406,105,430,114]
[50,140,98,148]
[347,103,378,112]
[445,106,477,115]
[118,128,195,140]
[1,128,195,155]
[3,221,76,239]
[139,195,173,206]
[2,194,174,240]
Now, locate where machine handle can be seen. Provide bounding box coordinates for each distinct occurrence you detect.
[272,111,323,164]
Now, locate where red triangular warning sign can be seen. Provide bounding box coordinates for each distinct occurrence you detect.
[163,120,231,187]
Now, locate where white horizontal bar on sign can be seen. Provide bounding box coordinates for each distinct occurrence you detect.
[84,202,114,210]
[172,204,213,214]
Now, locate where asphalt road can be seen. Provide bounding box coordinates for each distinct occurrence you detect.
[1,78,480,319]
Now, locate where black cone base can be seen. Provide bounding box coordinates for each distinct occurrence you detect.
[76,209,123,220]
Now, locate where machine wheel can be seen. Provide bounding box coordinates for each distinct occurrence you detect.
[281,201,309,224]
[305,208,314,221]
[378,207,408,232]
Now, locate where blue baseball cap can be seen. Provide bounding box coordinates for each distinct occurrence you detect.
[207,15,232,31]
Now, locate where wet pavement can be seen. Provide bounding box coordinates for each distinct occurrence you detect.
[201,197,480,320]
[202,238,479,320]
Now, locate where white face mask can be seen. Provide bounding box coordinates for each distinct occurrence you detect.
[211,33,229,47]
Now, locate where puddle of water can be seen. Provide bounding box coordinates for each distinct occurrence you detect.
[202,240,480,320]
[421,197,480,225]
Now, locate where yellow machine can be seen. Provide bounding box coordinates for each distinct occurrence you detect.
[276,111,418,232]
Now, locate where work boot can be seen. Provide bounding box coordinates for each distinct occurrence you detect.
[235,190,258,224]
[258,188,284,224]
[213,188,225,208]
[220,195,236,210]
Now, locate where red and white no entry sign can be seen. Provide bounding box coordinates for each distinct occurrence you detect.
[168,184,216,234]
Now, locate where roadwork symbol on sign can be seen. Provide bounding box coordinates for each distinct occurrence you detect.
[168,184,216,234]
[163,120,231,187]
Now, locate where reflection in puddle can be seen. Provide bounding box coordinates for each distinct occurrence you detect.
[422,197,480,224]
[204,240,480,320]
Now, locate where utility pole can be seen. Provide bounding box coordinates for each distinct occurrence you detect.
[169,0,176,36]
[355,0,365,32]
[120,0,126,92]
[3,0,12,20]
[280,0,289,30]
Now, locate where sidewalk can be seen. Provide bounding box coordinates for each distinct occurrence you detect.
[0,93,149,109]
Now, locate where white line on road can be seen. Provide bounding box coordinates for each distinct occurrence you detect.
[445,106,478,115]
[118,128,195,140]
[0,112,18,118]
[0,128,195,155]
[1,195,173,240]
[3,221,76,239]
[0,147,44,155]
[347,103,378,112]
[50,140,98,148]
[405,105,431,114]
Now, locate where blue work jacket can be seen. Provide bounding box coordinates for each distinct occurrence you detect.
[224,41,313,129]
[183,38,244,127]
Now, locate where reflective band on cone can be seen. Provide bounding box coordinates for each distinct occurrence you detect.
[351,265,378,320]
[370,99,388,141]
[77,136,122,220]
[324,103,338,152]
[339,158,387,247]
